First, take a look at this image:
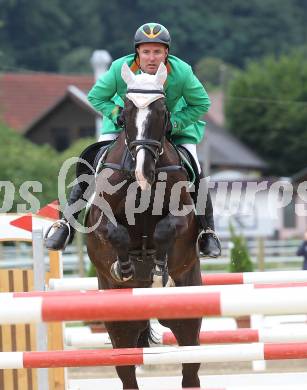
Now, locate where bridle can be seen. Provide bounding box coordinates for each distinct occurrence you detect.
[124,88,170,163]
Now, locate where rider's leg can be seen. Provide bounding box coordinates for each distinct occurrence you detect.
[45,183,85,251]
[194,171,221,258]
[180,144,221,258]
[45,136,115,251]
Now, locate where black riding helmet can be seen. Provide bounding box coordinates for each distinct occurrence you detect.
[134,23,171,49]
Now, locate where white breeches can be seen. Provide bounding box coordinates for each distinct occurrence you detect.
[180,143,201,174]
[98,133,118,142]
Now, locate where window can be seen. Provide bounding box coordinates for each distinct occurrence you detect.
[53,127,70,151]
[79,127,95,138]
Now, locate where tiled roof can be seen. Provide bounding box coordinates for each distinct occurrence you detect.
[0,71,225,135]
[0,72,94,133]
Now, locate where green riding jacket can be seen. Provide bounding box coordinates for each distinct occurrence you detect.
[87,54,210,145]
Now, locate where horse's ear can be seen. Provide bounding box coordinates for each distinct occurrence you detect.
[121,62,135,85]
[155,62,167,87]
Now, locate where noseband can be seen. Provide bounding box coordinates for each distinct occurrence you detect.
[125,88,169,162]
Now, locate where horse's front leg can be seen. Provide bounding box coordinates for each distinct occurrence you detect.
[152,213,188,287]
[103,220,134,282]
[105,321,147,390]
[166,317,202,388]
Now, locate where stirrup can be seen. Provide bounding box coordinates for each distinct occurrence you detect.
[44,219,72,250]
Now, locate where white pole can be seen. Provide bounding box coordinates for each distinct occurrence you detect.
[251,314,266,371]
[32,229,49,390]
[90,50,112,140]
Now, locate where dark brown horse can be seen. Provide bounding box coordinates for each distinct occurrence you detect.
[86,63,202,389]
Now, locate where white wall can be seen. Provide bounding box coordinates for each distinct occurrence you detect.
[210,180,285,239]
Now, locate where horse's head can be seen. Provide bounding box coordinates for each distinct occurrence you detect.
[121,62,168,190]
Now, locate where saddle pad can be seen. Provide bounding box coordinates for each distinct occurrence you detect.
[176,146,196,184]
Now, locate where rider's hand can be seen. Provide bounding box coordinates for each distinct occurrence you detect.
[117,107,125,128]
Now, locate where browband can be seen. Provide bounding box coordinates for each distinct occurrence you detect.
[127,88,165,95]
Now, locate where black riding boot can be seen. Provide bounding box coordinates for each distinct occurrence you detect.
[197,192,221,258]
[193,171,221,258]
[45,183,84,251]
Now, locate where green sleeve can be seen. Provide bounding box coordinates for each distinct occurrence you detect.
[170,67,210,134]
[87,62,121,125]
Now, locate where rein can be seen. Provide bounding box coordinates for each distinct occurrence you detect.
[127,139,163,161]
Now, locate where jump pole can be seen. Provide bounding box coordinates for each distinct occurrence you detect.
[1,286,307,324]
[4,279,307,299]
[32,229,48,390]
[1,342,307,368]
[48,270,307,291]
[65,325,307,347]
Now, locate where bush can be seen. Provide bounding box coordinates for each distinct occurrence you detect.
[0,123,60,212]
[228,223,253,272]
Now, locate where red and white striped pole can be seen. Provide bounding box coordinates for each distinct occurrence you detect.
[1,286,307,324]
[163,326,307,345]
[2,342,307,369]
[48,270,307,291]
[65,326,307,347]
[3,280,307,300]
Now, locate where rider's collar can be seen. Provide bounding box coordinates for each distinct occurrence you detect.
[130,59,171,75]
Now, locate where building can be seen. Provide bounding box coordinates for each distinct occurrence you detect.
[0,72,96,151]
[277,167,307,239]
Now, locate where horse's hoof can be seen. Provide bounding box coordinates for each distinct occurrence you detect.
[151,268,175,288]
[151,274,163,288]
[110,262,133,283]
[165,276,175,287]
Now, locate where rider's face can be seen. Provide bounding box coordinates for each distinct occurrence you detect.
[137,43,168,75]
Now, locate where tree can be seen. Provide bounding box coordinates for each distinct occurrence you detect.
[58,137,96,195]
[0,0,306,72]
[58,47,93,74]
[194,57,240,90]
[0,123,60,212]
[0,126,94,214]
[225,48,307,176]
[228,223,253,272]
[1,0,71,71]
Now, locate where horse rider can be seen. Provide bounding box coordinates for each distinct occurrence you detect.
[45,22,221,258]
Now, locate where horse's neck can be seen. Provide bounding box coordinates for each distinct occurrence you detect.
[158,140,181,167]
[105,132,126,163]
